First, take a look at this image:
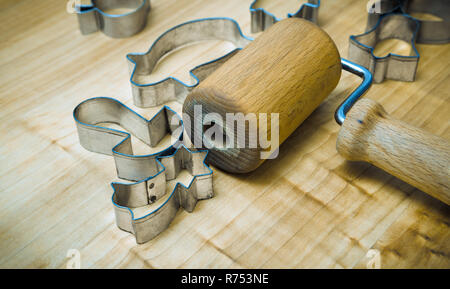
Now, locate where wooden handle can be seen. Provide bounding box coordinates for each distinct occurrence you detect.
[183,18,342,173]
[336,98,450,205]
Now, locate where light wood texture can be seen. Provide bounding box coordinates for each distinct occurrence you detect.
[184,18,341,173]
[337,98,450,205]
[0,0,449,269]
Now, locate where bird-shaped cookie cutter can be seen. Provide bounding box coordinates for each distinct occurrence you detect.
[126,17,253,108]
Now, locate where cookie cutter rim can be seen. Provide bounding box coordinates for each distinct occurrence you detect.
[111,145,213,243]
[76,0,151,38]
[77,0,148,18]
[349,12,420,83]
[73,97,182,158]
[126,17,253,108]
[249,0,321,33]
[73,97,183,181]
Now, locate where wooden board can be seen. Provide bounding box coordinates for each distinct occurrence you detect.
[0,0,448,269]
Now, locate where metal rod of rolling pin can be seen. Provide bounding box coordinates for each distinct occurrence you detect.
[335,58,373,125]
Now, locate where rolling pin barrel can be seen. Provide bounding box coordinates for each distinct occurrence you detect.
[183,18,342,173]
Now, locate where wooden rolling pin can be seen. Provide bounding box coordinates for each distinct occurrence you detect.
[184,18,342,172]
[183,18,450,204]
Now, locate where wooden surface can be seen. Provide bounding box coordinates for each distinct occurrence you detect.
[0,0,449,269]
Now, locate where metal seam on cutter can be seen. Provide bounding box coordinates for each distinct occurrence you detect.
[348,13,420,83]
[73,97,183,181]
[126,17,253,108]
[112,145,213,244]
[249,0,321,33]
[367,0,450,44]
[76,0,150,38]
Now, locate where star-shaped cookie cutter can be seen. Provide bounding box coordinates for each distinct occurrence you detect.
[348,13,420,83]
[73,97,183,181]
[112,145,213,244]
[249,0,320,33]
[126,17,253,108]
[75,0,151,38]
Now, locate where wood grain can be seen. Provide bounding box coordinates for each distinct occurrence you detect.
[0,0,449,269]
[184,18,341,173]
[337,98,450,205]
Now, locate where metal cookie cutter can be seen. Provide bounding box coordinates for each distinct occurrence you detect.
[73,97,214,244]
[348,13,420,83]
[75,0,151,38]
[73,97,183,181]
[367,0,450,44]
[126,17,252,108]
[112,145,213,244]
[250,0,320,33]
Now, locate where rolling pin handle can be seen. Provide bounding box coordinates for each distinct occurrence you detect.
[337,98,450,205]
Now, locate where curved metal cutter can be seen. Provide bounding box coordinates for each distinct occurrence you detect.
[367,0,450,44]
[75,0,150,38]
[126,17,253,108]
[112,145,213,244]
[73,97,183,181]
[348,13,420,83]
[250,0,321,33]
[73,97,213,244]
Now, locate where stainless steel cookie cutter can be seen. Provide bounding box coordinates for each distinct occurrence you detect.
[348,13,420,83]
[73,97,214,244]
[250,0,320,33]
[367,0,450,44]
[75,0,151,38]
[126,17,253,108]
[73,97,183,181]
[112,145,213,244]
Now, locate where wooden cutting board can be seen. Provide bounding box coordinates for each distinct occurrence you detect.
[0,0,448,268]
